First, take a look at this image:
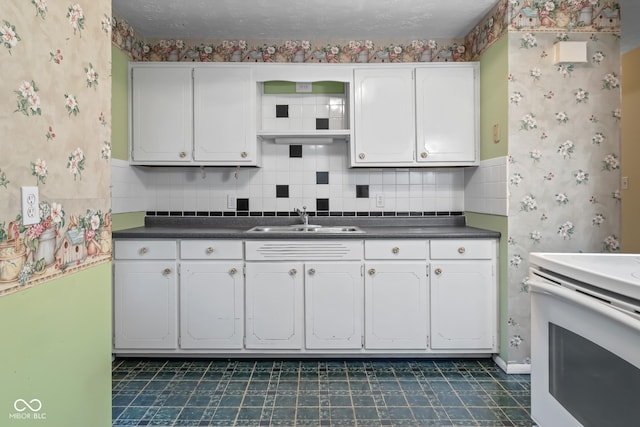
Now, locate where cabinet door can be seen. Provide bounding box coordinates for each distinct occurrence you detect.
[193,67,256,164]
[353,68,415,165]
[305,262,363,350]
[180,262,243,349]
[113,261,178,349]
[415,65,478,165]
[430,261,495,350]
[364,262,428,349]
[245,263,304,349]
[131,67,192,163]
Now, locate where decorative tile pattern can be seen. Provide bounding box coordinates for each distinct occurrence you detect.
[113,358,531,427]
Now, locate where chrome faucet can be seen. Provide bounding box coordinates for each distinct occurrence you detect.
[295,206,309,227]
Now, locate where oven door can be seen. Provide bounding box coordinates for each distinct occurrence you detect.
[530,272,640,427]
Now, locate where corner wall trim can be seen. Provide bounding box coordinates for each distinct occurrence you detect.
[493,354,531,375]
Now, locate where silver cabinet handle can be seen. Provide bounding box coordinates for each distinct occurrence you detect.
[139,247,149,254]
[308,268,316,275]
[392,246,400,254]
[240,151,248,158]
[420,151,428,159]
[359,153,366,159]
[163,268,171,275]
[206,247,215,254]
[458,247,466,254]
[289,268,297,276]
[229,267,238,275]
[434,268,442,275]
[368,268,376,275]
[179,151,187,158]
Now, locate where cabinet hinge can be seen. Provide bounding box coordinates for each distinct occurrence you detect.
[360,264,364,277]
[191,68,195,79]
[427,335,430,347]
[361,335,365,348]
[242,266,246,277]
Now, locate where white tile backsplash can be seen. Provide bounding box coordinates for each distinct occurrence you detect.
[111,142,467,215]
[464,156,508,216]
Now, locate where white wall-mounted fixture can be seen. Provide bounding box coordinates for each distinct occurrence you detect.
[553,41,588,64]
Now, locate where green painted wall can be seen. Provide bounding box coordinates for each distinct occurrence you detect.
[112,212,145,231]
[112,46,130,161]
[466,37,510,360]
[0,264,112,426]
[263,80,345,94]
[479,36,508,160]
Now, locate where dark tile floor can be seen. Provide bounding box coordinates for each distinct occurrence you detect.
[112,358,531,427]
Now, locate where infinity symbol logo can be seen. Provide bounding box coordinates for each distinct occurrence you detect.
[14,399,42,412]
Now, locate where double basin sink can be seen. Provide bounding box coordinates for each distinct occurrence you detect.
[246,224,364,234]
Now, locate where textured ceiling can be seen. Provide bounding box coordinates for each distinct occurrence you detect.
[111,0,498,40]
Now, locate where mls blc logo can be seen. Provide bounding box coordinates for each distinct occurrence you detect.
[9,398,46,421]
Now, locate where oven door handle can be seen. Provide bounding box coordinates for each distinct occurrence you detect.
[530,280,640,333]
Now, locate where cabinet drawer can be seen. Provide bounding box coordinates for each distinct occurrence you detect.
[364,240,427,260]
[180,240,243,260]
[114,240,176,260]
[430,240,494,260]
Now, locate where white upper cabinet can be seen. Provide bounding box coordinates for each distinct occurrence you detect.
[353,68,415,165]
[131,66,193,163]
[129,63,258,166]
[351,63,479,167]
[415,65,478,165]
[193,67,257,164]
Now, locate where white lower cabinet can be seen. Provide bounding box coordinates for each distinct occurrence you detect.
[305,262,363,350]
[113,240,178,350]
[364,262,429,349]
[244,262,304,349]
[179,262,244,349]
[430,239,497,351]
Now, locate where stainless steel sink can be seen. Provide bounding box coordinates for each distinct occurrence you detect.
[246,225,364,234]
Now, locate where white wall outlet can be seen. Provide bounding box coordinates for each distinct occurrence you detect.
[21,186,40,225]
[227,194,237,210]
[376,194,385,208]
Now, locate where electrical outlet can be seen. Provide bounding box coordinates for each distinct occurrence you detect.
[21,186,40,225]
[376,194,385,208]
[622,176,629,190]
[227,194,237,210]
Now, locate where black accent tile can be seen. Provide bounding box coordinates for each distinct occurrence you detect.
[276,185,289,198]
[276,104,289,118]
[316,118,329,130]
[223,212,235,216]
[289,145,302,158]
[249,212,262,217]
[183,211,195,216]
[196,211,209,217]
[397,212,410,216]
[451,211,464,216]
[329,212,342,216]
[170,211,182,216]
[410,211,422,216]
[357,211,369,216]
[277,211,290,217]
[157,211,169,216]
[316,198,329,211]
[145,211,155,216]
[236,212,249,217]
[210,211,223,216]
[424,211,436,216]
[316,211,329,216]
[343,212,356,216]
[356,185,369,198]
[316,171,329,185]
[236,198,249,211]
[263,211,276,216]
[370,211,383,217]
[383,212,396,217]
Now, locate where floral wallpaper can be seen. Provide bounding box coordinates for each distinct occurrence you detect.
[0,2,112,296]
[505,30,620,364]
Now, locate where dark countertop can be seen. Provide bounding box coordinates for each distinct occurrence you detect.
[112,215,500,240]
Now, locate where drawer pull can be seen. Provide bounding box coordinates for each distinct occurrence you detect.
[179,151,187,158]
[139,247,149,255]
[434,268,442,275]
[392,246,400,254]
[368,268,376,275]
[163,268,172,275]
[289,268,297,276]
[206,247,215,254]
[229,268,238,275]
[458,247,466,254]
[308,268,316,275]
[420,151,428,159]
[359,153,366,159]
